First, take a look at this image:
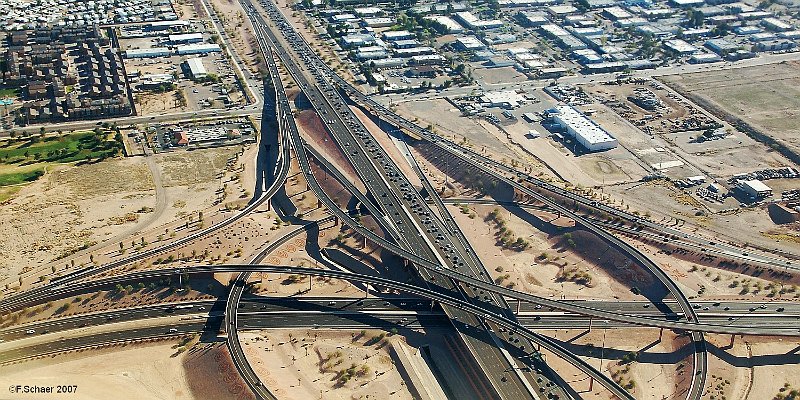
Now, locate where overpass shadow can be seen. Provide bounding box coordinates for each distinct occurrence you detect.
[254,78,280,201]
[547,334,695,365]
[707,341,800,367]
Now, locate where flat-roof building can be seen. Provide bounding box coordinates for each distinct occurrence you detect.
[455,36,485,50]
[705,38,739,54]
[454,11,504,29]
[547,5,578,17]
[394,46,435,57]
[689,52,722,63]
[664,39,700,54]
[738,179,772,199]
[669,0,704,7]
[762,17,793,31]
[354,6,382,16]
[362,17,394,27]
[411,54,446,64]
[169,32,203,44]
[341,33,377,48]
[550,105,618,151]
[176,43,220,55]
[148,20,190,30]
[184,57,207,78]
[369,58,406,69]
[424,16,464,33]
[382,30,414,41]
[125,47,170,58]
[480,90,525,108]
[517,11,549,27]
[392,39,420,49]
[602,7,633,20]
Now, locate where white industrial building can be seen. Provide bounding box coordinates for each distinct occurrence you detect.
[454,11,503,29]
[169,32,203,44]
[480,90,526,108]
[354,7,382,16]
[125,47,171,58]
[424,16,464,33]
[456,36,485,50]
[664,39,699,54]
[148,20,190,30]
[550,105,618,151]
[382,30,415,41]
[176,44,221,55]
[184,57,207,78]
[362,17,394,27]
[738,179,772,199]
[411,54,446,64]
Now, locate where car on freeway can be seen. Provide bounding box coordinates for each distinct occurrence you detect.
[26,330,35,335]
[168,328,178,333]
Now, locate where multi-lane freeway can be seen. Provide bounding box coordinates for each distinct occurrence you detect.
[242,5,567,399]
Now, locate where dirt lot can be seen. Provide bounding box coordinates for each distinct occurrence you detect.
[0,158,154,287]
[394,98,525,163]
[449,203,654,301]
[660,62,800,164]
[473,66,529,85]
[0,338,253,400]
[0,340,195,400]
[541,328,690,400]
[209,0,261,75]
[699,334,800,400]
[605,180,800,257]
[0,145,246,294]
[240,329,415,400]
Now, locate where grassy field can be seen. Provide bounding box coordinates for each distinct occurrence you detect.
[0,130,124,192]
[0,88,19,98]
[0,186,21,203]
[0,167,44,186]
[0,131,122,164]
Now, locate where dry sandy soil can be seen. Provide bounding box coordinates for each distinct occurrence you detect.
[240,329,415,400]
[0,342,195,400]
[394,98,520,162]
[449,203,651,301]
[660,61,800,162]
[605,180,800,258]
[209,0,260,75]
[0,339,255,400]
[698,334,800,400]
[0,145,245,295]
[0,158,155,286]
[541,328,690,400]
[135,91,190,116]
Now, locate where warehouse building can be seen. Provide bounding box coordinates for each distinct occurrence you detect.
[383,30,415,41]
[184,57,207,78]
[550,105,618,151]
[738,179,772,199]
[125,47,170,58]
[454,12,503,30]
[176,44,221,55]
[169,32,203,44]
[148,20,190,31]
[664,39,700,54]
[424,16,464,33]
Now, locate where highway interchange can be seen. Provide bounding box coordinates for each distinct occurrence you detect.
[2,1,800,400]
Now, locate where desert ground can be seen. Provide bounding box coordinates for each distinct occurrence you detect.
[0,145,246,295]
[240,329,416,400]
[0,339,254,400]
[660,61,800,162]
